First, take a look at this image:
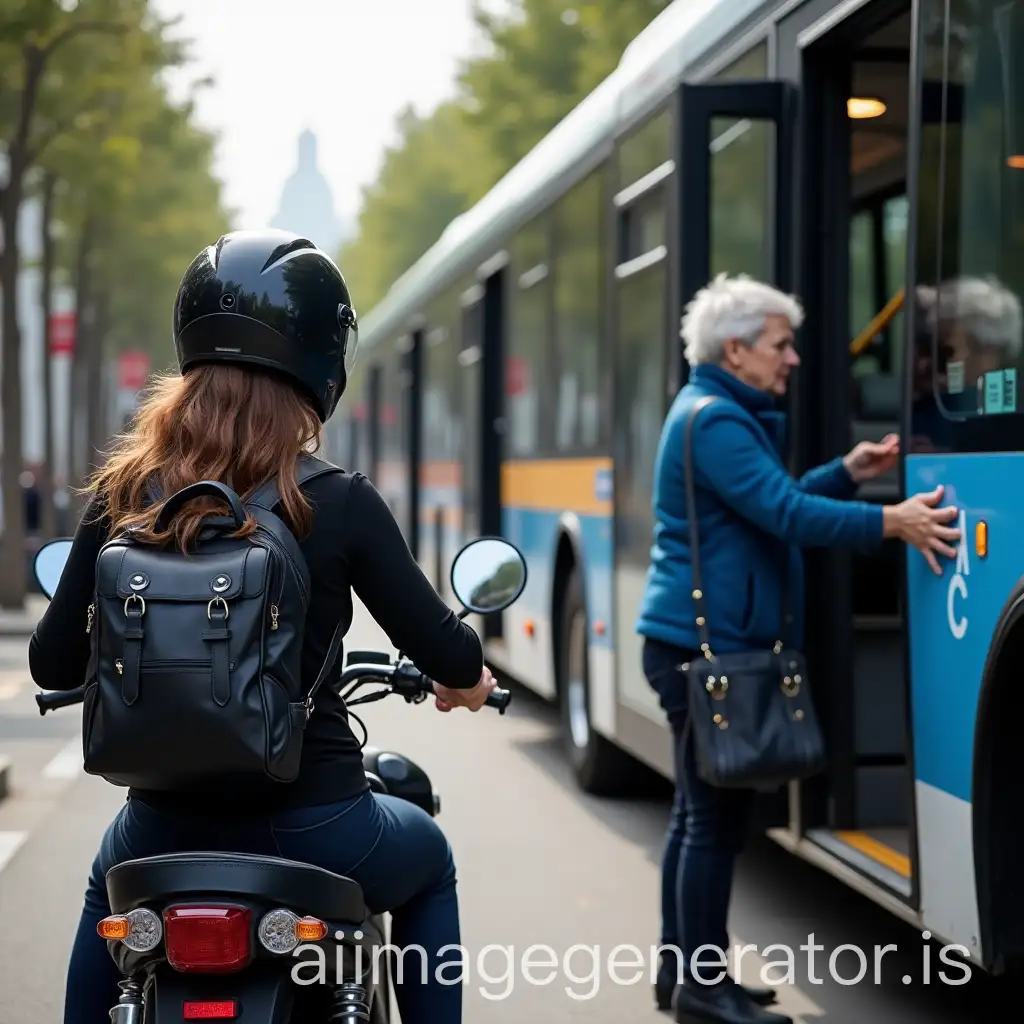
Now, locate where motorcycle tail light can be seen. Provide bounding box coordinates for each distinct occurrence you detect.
[164,906,252,973]
[97,909,162,952]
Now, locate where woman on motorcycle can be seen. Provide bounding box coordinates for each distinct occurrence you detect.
[28,229,494,1024]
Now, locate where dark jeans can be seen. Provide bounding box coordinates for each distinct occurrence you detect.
[642,638,755,985]
[65,790,461,1024]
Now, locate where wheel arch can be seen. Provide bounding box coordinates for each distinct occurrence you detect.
[551,513,586,695]
[972,577,1024,973]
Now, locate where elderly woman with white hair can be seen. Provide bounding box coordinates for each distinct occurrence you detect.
[637,274,961,1024]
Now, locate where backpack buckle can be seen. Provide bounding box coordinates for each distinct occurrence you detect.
[207,597,229,621]
[303,697,314,721]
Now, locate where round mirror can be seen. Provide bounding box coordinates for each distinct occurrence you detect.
[450,538,527,614]
[34,538,73,599]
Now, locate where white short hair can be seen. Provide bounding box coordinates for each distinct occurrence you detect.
[920,275,1022,358]
[680,273,804,366]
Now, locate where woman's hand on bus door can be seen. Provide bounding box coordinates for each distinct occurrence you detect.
[882,484,961,575]
[433,666,497,712]
[843,433,900,482]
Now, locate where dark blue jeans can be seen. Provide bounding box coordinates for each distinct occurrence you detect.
[64,790,461,1024]
[642,638,755,985]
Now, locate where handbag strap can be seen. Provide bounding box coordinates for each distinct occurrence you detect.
[682,394,790,659]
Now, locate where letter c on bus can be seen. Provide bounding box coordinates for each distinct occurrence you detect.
[947,574,967,639]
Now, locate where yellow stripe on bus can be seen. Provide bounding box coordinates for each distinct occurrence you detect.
[501,458,612,516]
[834,830,911,878]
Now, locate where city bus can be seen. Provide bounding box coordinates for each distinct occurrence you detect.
[326,0,1024,975]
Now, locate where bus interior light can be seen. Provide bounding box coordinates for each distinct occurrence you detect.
[848,97,886,118]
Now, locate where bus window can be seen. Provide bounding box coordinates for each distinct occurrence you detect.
[552,170,605,453]
[914,0,1024,452]
[617,108,671,187]
[507,216,552,456]
[708,41,772,280]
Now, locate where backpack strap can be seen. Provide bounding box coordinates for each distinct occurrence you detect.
[245,453,348,713]
[244,453,342,512]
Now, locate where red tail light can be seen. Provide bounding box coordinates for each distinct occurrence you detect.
[183,1002,238,1020]
[164,906,252,973]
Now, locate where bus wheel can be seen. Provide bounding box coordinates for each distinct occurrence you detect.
[558,569,637,796]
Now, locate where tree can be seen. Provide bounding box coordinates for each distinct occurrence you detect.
[458,0,671,170]
[0,0,150,606]
[0,1,226,604]
[338,101,496,313]
[338,0,672,317]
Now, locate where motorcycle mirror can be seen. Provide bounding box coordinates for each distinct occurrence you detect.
[33,538,73,599]
[450,538,527,616]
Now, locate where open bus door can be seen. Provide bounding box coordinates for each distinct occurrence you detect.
[675,77,796,825]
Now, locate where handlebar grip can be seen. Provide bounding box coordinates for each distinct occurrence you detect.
[485,687,511,714]
[36,685,87,715]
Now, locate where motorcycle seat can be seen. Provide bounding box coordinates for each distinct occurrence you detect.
[106,851,368,924]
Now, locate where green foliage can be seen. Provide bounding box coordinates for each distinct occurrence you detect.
[338,0,671,315]
[339,101,495,313]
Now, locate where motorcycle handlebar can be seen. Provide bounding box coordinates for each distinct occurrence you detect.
[35,660,512,716]
[36,686,86,714]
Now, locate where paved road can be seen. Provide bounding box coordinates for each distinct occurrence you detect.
[0,607,995,1021]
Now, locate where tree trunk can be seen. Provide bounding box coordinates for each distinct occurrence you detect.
[86,288,110,468]
[70,219,96,516]
[38,172,57,540]
[0,183,28,608]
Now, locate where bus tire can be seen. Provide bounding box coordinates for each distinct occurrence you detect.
[558,568,636,795]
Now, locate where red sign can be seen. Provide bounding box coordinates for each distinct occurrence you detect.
[49,313,75,355]
[505,356,529,396]
[118,350,151,390]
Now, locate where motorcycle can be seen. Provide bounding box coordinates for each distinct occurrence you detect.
[31,533,528,1024]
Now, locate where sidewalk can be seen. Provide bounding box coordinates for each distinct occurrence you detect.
[0,595,46,637]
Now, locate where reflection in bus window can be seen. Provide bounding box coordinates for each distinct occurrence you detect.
[553,171,604,452]
[915,0,1024,446]
[508,218,551,456]
[709,117,772,280]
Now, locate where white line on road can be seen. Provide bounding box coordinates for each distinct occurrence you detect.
[0,831,27,873]
[43,738,83,779]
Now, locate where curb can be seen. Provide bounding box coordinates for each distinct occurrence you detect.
[0,757,10,803]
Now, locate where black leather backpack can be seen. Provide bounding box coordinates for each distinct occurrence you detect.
[81,454,343,790]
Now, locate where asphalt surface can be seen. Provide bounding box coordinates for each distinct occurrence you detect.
[0,603,996,1021]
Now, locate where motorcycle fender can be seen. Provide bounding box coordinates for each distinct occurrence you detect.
[145,966,298,1023]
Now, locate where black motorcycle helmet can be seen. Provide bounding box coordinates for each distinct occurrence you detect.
[172,229,358,422]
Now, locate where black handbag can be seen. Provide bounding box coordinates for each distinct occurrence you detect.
[680,395,827,790]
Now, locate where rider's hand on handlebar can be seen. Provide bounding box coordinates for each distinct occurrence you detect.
[433,667,496,713]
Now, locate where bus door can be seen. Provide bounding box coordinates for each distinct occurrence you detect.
[675,75,796,819]
[459,267,506,639]
[773,0,917,903]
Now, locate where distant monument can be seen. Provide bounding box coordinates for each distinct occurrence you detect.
[270,129,348,254]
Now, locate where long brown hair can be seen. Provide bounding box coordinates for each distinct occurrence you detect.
[84,363,323,550]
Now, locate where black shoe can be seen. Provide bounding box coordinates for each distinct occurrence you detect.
[655,971,777,1012]
[675,980,791,1024]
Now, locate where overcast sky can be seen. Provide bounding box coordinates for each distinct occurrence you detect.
[151,0,487,230]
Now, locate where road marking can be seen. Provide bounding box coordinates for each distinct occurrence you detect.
[0,831,27,873]
[43,738,82,779]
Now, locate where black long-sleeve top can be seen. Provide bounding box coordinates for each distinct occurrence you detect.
[28,470,484,810]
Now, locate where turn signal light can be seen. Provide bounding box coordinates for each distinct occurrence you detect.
[976,520,988,557]
[296,917,329,941]
[97,916,130,940]
[96,908,163,952]
[258,909,328,953]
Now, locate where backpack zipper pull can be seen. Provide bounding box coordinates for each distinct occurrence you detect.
[86,604,94,634]
[270,605,279,631]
